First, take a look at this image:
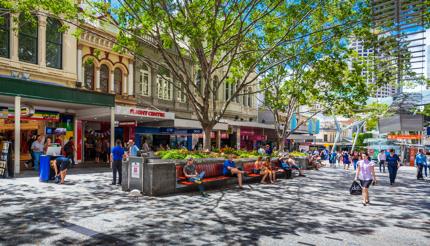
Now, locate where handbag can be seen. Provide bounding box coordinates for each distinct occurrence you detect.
[349,180,362,195]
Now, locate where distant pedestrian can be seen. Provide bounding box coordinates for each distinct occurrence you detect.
[127,139,139,157]
[352,151,359,171]
[342,151,351,170]
[329,151,337,167]
[354,152,376,206]
[415,149,427,180]
[265,144,273,155]
[110,140,125,186]
[377,150,386,173]
[386,149,401,185]
[31,135,44,171]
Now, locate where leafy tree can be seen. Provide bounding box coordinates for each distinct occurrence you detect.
[86,0,380,150]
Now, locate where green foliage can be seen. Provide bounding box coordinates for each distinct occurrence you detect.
[352,132,373,147]
[289,151,307,157]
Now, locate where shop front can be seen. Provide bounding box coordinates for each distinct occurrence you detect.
[77,105,175,161]
[0,77,115,174]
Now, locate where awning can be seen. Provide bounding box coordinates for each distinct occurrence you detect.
[174,118,228,131]
[221,119,275,129]
[286,134,316,140]
[0,76,115,107]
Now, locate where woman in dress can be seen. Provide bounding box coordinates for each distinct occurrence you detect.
[354,152,377,206]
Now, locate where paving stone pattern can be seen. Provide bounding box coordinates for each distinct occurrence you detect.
[0,166,429,245]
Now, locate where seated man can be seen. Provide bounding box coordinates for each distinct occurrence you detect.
[52,156,71,184]
[183,157,208,197]
[284,155,306,177]
[223,155,245,189]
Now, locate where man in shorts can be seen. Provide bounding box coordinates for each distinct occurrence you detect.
[285,155,306,177]
[223,155,245,188]
[52,157,71,184]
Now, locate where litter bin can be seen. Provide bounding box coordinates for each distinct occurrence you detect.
[39,155,51,182]
[122,156,145,192]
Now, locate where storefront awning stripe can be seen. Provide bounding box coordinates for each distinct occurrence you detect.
[0,77,115,107]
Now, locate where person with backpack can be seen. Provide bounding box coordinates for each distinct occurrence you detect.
[342,151,351,170]
[63,137,75,166]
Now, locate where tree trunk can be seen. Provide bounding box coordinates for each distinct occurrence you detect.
[203,126,212,151]
[278,139,285,152]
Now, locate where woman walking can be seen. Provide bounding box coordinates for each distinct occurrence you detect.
[354,152,377,206]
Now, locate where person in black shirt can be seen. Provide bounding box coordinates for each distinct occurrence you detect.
[386,149,401,185]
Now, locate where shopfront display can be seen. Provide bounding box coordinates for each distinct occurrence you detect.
[0,108,74,170]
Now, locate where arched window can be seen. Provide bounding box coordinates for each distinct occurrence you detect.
[19,14,38,64]
[84,62,94,90]
[157,66,173,100]
[46,18,62,69]
[0,10,10,58]
[177,75,186,103]
[99,64,109,93]
[114,68,122,95]
[138,63,150,96]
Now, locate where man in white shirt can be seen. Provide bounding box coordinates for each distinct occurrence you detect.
[377,150,387,173]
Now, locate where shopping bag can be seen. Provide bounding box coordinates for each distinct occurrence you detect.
[349,180,362,195]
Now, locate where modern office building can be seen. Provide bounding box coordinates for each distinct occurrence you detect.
[371,0,427,90]
[349,39,398,98]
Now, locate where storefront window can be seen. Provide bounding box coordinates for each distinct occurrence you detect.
[114,68,122,95]
[100,64,109,93]
[84,62,94,90]
[18,14,38,64]
[0,10,10,58]
[139,63,150,96]
[46,17,62,69]
[157,66,173,100]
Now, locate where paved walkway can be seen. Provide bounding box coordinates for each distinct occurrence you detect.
[0,166,429,246]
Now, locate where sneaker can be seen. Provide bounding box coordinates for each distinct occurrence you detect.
[55,176,60,184]
[111,183,116,185]
[201,192,209,197]
[117,183,122,186]
[195,180,202,184]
